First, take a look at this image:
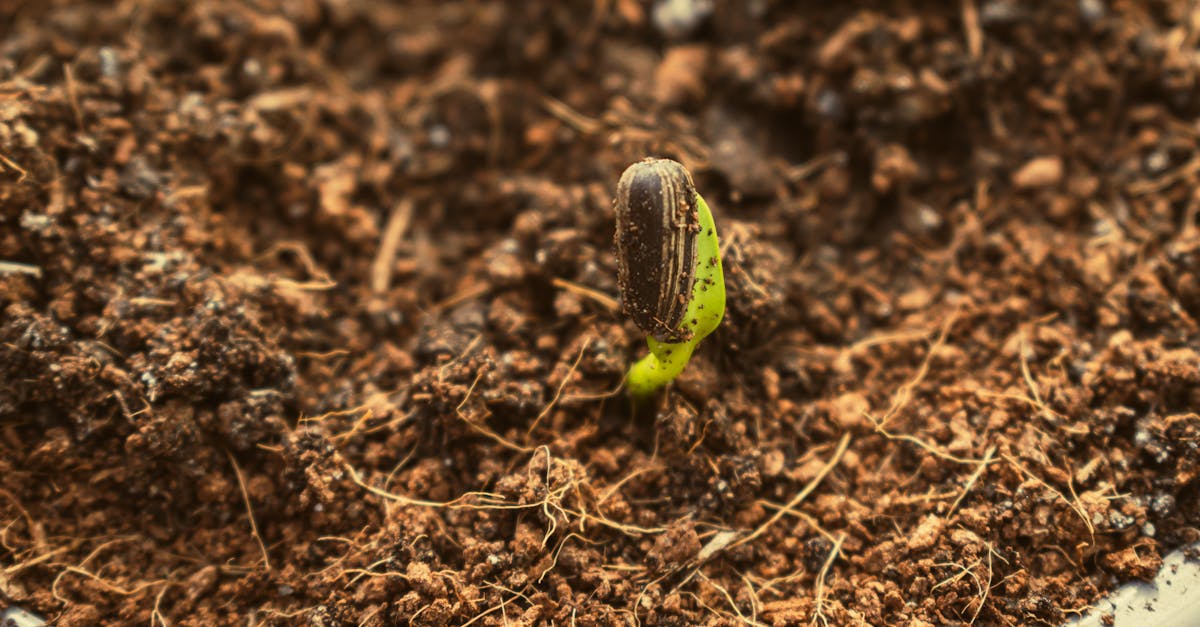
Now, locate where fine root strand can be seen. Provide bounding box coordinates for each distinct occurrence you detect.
[732,432,851,549]
[810,534,845,627]
[226,450,272,570]
[948,445,998,517]
[528,337,592,434]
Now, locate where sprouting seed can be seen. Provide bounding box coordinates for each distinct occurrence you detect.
[614,158,725,397]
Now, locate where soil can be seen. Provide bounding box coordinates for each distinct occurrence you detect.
[2,1,1199,625]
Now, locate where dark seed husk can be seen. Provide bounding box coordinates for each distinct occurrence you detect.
[614,158,699,342]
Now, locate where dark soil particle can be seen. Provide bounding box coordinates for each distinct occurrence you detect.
[3,1,1200,625]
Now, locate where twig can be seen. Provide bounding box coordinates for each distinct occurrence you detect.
[1017,328,1064,423]
[2,545,70,576]
[971,542,998,625]
[52,566,165,602]
[948,445,998,517]
[931,560,982,593]
[0,150,27,182]
[1003,455,1095,544]
[0,488,44,551]
[371,199,414,295]
[562,375,626,402]
[732,433,851,548]
[868,426,982,465]
[226,451,272,570]
[540,95,604,134]
[961,0,982,59]
[460,591,527,627]
[271,277,337,292]
[754,501,838,544]
[64,63,84,130]
[456,369,534,452]
[0,261,43,278]
[256,240,333,284]
[875,309,959,429]
[151,582,172,627]
[810,534,845,627]
[742,573,763,625]
[527,338,591,433]
[784,152,841,183]
[128,297,176,307]
[426,282,490,315]
[599,465,663,504]
[75,536,137,570]
[699,571,764,626]
[551,277,618,311]
[346,465,531,510]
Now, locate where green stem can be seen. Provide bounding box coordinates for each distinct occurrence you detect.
[627,337,698,398]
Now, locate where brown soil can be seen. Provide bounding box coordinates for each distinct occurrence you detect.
[2,1,1199,625]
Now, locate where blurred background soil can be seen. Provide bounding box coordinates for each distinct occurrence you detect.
[2,0,1200,624]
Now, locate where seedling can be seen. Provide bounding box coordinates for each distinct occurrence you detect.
[614,158,725,398]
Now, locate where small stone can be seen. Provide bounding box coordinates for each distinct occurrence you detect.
[872,143,919,193]
[428,124,450,149]
[761,448,785,477]
[98,46,121,79]
[815,88,844,120]
[0,606,46,627]
[897,288,932,312]
[652,0,714,39]
[1012,156,1063,189]
[19,211,53,233]
[1078,0,1105,24]
[981,0,1022,25]
[830,392,870,430]
[908,514,946,552]
[483,237,525,285]
[1150,494,1175,517]
[1144,149,1169,174]
[120,155,163,199]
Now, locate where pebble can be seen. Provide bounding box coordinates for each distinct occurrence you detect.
[1078,0,1106,24]
[652,0,713,39]
[831,392,871,430]
[98,46,121,79]
[0,607,46,627]
[815,88,844,120]
[1012,156,1063,189]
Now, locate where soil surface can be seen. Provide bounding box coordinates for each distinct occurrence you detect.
[3,1,1200,625]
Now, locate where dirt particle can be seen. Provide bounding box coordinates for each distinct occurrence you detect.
[648,519,702,569]
[830,392,871,431]
[1012,156,1064,189]
[654,45,709,107]
[907,515,947,553]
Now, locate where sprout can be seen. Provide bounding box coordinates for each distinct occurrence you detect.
[614,158,725,398]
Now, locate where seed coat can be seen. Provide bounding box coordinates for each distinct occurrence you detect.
[614,158,699,342]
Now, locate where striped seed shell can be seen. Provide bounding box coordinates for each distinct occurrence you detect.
[614,158,700,342]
